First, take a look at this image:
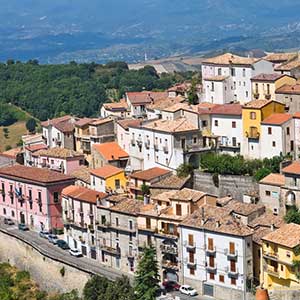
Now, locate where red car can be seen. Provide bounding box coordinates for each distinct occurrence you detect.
[162,280,180,292]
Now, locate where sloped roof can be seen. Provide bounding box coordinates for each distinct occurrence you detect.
[93,142,129,161]
[202,53,256,66]
[126,91,168,106]
[130,167,171,181]
[90,165,124,179]
[276,84,300,95]
[210,103,242,116]
[117,119,142,130]
[70,166,91,184]
[243,99,274,109]
[282,161,300,175]
[33,147,83,159]
[143,118,198,133]
[259,173,285,187]
[251,73,287,82]
[261,113,292,126]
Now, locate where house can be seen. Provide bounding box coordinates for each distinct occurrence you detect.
[100,99,130,118]
[24,143,48,167]
[129,167,172,199]
[259,173,285,215]
[293,112,300,158]
[0,165,75,231]
[179,204,253,299]
[201,53,273,104]
[276,84,300,113]
[262,223,300,290]
[92,142,129,169]
[22,133,46,165]
[260,113,293,159]
[41,115,77,149]
[264,52,297,69]
[62,185,107,259]
[251,73,296,101]
[210,103,242,154]
[275,59,300,78]
[241,99,285,159]
[116,119,142,154]
[0,154,17,168]
[70,166,91,188]
[90,165,127,194]
[31,147,85,174]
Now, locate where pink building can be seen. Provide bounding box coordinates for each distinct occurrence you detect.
[0,165,75,231]
[32,147,85,175]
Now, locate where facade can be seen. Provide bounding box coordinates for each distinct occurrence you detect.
[275,59,300,78]
[201,53,273,104]
[262,223,300,290]
[41,115,77,150]
[90,165,127,194]
[251,73,296,101]
[100,99,130,118]
[293,113,300,159]
[0,165,75,231]
[241,99,285,159]
[70,166,91,188]
[24,143,48,167]
[91,142,129,169]
[264,52,297,69]
[276,84,300,114]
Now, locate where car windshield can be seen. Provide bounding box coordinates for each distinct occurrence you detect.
[187,287,194,290]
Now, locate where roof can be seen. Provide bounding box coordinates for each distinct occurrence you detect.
[294,112,300,119]
[2,147,22,158]
[252,227,273,245]
[33,147,83,159]
[249,211,285,229]
[282,161,300,175]
[90,118,113,126]
[25,143,48,152]
[62,185,106,204]
[275,60,300,71]
[0,154,16,168]
[93,142,129,161]
[210,103,242,116]
[147,96,186,111]
[0,165,74,184]
[103,99,129,111]
[202,53,256,66]
[126,91,168,106]
[251,73,287,82]
[276,84,300,95]
[204,75,229,81]
[181,204,253,237]
[74,118,96,127]
[110,198,146,215]
[226,200,265,216]
[262,223,300,248]
[161,102,189,113]
[151,175,190,190]
[243,99,274,109]
[170,188,207,202]
[264,52,297,63]
[130,167,171,181]
[70,166,91,184]
[143,118,198,133]
[117,119,142,130]
[90,165,124,179]
[261,113,292,126]
[259,173,285,187]
[41,115,73,127]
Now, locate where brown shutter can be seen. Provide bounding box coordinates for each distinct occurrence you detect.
[188,234,194,246]
[230,260,236,272]
[208,238,213,250]
[229,242,235,254]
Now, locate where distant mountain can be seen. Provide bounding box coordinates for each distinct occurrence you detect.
[1,0,300,63]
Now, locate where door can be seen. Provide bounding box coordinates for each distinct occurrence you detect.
[146,218,151,229]
[203,284,214,297]
[91,248,97,260]
[82,245,87,256]
[176,204,182,216]
[20,212,25,224]
[230,260,236,272]
[209,256,214,267]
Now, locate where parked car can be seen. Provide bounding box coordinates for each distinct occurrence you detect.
[179,285,198,296]
[57,240,70,250]
[39,231,50,238]
[4,218,14,225]
[162,280,180,292]
[18,223,29,231]
[48,234,59,244]
[69,248,82,257]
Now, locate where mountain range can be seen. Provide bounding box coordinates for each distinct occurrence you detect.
[1,0,300,63]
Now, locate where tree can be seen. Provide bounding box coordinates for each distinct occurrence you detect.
[105,276,134,300]
[141,184,150,195]
[134,246,160,300]
[83,276,110,300]
[26,118,37,133]
[253,167,271,182]
[176,163,193,178]
[284,206,300,224]
[187,79,199,105]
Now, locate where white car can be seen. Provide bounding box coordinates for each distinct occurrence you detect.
[69,248,82,257]
[179,285,198,296]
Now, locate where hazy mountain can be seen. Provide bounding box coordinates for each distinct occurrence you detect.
[1,0,300,63]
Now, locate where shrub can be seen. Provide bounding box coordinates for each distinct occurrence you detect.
[176,163,193,178]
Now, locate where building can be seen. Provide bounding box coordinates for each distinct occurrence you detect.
[262,223,300,290]
[31,147,85,174]
[293,112,300,158]
[260,113,293,159]
[210,103,242,154]
[90,165,127,194]
[0,165,75,231]
[275,59,300,78]
[24,143,48,167]
[251,73,296,101]
[179,204,253,299]
[71,166,91,188]
[41,115,77,149]
[62,185,107,259]
[100,99,130,118]
[264,52,298,69]
[241,99,285,158]
[276,84,300,114]
[201,53,273,104]
[129,167,172,199]
[92,142,129,169]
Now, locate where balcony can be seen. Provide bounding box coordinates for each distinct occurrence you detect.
[227,268,239,278]
[155,229,179,239]
[163,146,169,154]
[206,264,217,273]
[265,94,271,100]
[137,139,143,147]
[224,249,238,260]
[161,260,179,271]
[245,130,260,140]
[160,244,178,255]
[183,144,213,154]
[126,251,136,259]
[206,246,216,256]
[131,139,136,146]
[144,141,150,149]
[70,223,88,232]
[110,223,137,233]
[100,245,121,256]
[138,225,157,233]
[263,251,278,262]
[253,92,259,99]
[263,264,279,277]
[184,258,197,268]
[154,144,159,151]
[183,241,196,251]
[97,222,111,230]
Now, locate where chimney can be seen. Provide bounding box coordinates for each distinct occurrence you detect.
[216,220,220,228]
[270,223,275,231]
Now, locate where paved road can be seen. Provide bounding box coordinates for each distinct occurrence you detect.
[169,291,214,300]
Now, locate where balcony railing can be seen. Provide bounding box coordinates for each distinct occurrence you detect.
[161,260,179,270]
[156,229,179,239]
[184,258,197,268]
[263,251,278,261]
[206,264,217,273]
[184,241,196,251]
[226,266,239,278]
[246,131,260,139]
[160,244,178,255]
[163,146,169,154]
[97,222,111,229]
[206,246,216,256]
[138,225,157,233]
[100,245,121,256]
[263,264,279,277]
[224,249,238,260]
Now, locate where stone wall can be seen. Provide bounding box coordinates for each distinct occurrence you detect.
[0,231,91,294]
[194,171,259,201]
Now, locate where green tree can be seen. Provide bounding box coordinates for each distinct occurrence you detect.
[141,184,150,195]
[284,206,300,224]
[253,167,271,182]
[176,163,193,178]
[187,79,199,105]
[134,246,160,300]
[105,276,134,300]
[83,275,110,300]
[26,118,37,133]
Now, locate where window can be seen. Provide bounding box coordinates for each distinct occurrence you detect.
[176,204,182,216]
[116,217,119,227]
[189,251,195,263]
[218,68,222,76]
[229,242,235,255]
[129,220,133,230]
[190,268,195,275]
[250,112,256,120]
[53,192,59,203]
[246,91,249,98]
[232,137,237,147]
[211,82,214,92]
[231,278,236,285]
[219,275,224,283]
[267,84,270,95]
[287,127,290,135]
[214,120,218,127]
[209,272,215,280]
[232,121,236,128]
[243,69,246,77]
[165,158,169,165]
[233,81,236,90]
[268,127,272,135]
[11,210,15,217]
[202,120,207,127]
[188,234,194,246]
[193,137,197,144]
[208,238,214,251]
[115,179,120,190]
[266,191,271,196]
[3,208,6,215]
[272,141,276,147]
[231,68,236,76]
[291,140,294,151]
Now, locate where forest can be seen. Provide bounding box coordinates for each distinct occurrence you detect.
[0,60,193,121]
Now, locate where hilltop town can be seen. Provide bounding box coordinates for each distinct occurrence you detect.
[2,51,300,300]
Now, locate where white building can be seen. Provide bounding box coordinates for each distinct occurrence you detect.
[210,104,242,155]
[201,53,274,104]
[293,113,300,159]
[260,113,293,159]
[179,204,253,300]
[100,99,131,118]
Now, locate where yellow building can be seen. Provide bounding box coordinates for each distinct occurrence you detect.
[90,165,127,193]
[242,99,285,158]
[251,73,296,101]
[262,223,300,290]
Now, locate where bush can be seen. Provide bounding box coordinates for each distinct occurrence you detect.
[176,163,193,178]
[284,206,300,224]
[26,118,37,133]
[253,168,271,182]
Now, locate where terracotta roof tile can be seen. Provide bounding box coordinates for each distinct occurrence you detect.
[148,96,186,111]
[243,99,275,109]
[282,161,300,175]
[117,119,142,130]
[226,200,265,216]
[93,142,129,161]
[54,120,75,133]
[170,188,207,202]
[253,227,272,245]
[33,147,83,159]
[0,165,75,184]
[259,173,285,186]
[249,211,285,229]
[143,118,198,133]
[25,143,48,152]
[62,185,106,204]
[251,73,288,82]
[110,198,145,215]
[275,60,300,71]
[103,99,129,111]
[204,75,229,81]
[41,115,73,127]
[276,84,300,95]
[75,118,96,127]
[126,91,168,106]
[202,53,257,66]
[2,147,22,158]
[210,103,242,116]
[70,166,91,184]
[151,175,190,190]
[90,165,124,179]
[90,118,113,126]
[264,52,297,63]
[130,167,171,181]
[261,113,292,125]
